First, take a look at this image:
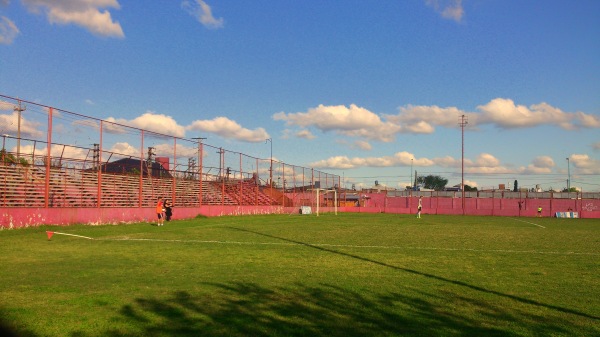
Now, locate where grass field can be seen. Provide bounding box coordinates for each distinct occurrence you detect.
[0,213,599,336]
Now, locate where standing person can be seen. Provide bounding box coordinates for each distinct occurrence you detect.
[417,196,423,218]
[164,198,173,221]
[156,197,165,226]
[518,201,523,216]
[537,205,542,218]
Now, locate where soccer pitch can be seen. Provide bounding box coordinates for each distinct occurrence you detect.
[0,213,598,336]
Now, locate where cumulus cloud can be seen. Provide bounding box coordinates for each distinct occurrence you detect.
[182,0,224,29]
[531,156,555,169]
[476,98,600,130]
[186,116,269,142]
[274,99,597,145]
[570,154,600,174]
[389,98,599,133]
[295,129,315,140]
[353,140,372,151]
[310,151,528,174]
[464,179,478,188]
[519,156,555,174]
[0,111,44,138]
[105,141,138,157]
[18,143,88,160]
[387,104,468,133]
[0,100,16,110]
[22,0,124,38]
[106,112,186,137]
[273,104,402,142]
[425,0,464,22]
[0,15,19,44]
[310,151,433,170]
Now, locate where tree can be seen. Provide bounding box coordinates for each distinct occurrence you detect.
[416,175,448,191]
[0,149,29,166]
[464,185,478,192]
[513,180,518,192]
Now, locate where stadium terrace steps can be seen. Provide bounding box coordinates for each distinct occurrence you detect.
[1,164,278,208]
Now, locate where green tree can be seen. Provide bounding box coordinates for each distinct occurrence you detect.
[416,175,448,191]
[0,149,30,166]
[464,185,478,192]
[562,187,578,192]
[513,180,518,192]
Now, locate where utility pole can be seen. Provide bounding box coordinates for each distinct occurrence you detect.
[566,157,570,191]
[410,158,413,190]
[14,100,26,161]
[191,137,206,179]
[147,147,155,177]
[266,138,272,187]
[93,143,100,171]
[459,114,468,215]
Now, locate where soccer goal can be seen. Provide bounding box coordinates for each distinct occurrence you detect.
[304,188,338,216]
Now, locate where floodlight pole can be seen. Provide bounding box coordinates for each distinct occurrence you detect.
[410,158,413,191]
[14,100,26,161]
[192,137,206,206]
[566,157,570,191]
[266,138,272,186]
[459,115,468,215]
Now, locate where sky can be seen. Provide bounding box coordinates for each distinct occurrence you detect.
[0,0,599,191]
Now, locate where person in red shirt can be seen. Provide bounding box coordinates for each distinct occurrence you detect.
[156,197,165,226]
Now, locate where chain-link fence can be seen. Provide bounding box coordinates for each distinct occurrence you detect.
[0,95,340,208]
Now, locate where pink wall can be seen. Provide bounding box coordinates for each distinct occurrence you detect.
[0,205,289,228]
[1,196,599,228]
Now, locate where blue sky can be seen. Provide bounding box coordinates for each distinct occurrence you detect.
[1,0,599,191]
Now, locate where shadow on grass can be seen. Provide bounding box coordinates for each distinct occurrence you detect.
[93,282,594,337]
[86,225,598,336]
[229,226,600,321]
[0,316,37,337]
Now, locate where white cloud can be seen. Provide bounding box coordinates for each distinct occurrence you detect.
[274,99,597,145]
[464,179,478,188]
[0,15,19,44]
[273,104,402,142]
[516,156,556,174]
[425,0,464,22]
[570,154,600,174]
[17,143,87,160]
[107,142,138,157]
[389,98,600,133]
[531,156,555,169]
[0,100,16,110]
[295,129,315,140]
[106,112,186,137]
[182,0,224,29]
[186,116,269,142]
[22,0,124,38]
[0,111,44,138]
[476,98,600,130]
[310,151,433,170]
[575,111,600,128]
[387,104,468,133]
[353,140,372,151]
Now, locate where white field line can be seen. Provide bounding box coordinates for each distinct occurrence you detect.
[50,231,95,240]
[98,237,599,256]
[509,217,545,228]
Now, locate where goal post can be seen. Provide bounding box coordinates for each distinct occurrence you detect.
[308,188,338,216]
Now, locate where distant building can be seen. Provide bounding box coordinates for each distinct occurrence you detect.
[91,158,172,178]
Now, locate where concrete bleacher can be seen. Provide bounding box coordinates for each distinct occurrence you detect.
[1,164,279,208]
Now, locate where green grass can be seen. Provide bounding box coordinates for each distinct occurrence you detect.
[0,213,599,336]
